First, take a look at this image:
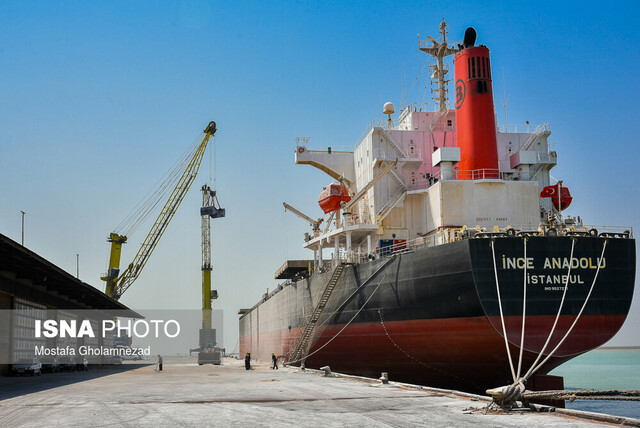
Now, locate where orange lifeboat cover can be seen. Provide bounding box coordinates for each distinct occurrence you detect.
[318,182,351,214]
[540,184,573,211]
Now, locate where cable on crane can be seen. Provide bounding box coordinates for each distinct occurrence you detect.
[213,134,217,191]
[125,137,199,235]
[114,133,204,237]
[283,206,289,261]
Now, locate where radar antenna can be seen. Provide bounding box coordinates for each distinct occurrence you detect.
[418,18,459,112]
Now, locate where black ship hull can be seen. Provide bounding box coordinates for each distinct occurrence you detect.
[239,236,635,393]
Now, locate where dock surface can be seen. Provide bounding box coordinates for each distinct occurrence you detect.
[0,357,624,427]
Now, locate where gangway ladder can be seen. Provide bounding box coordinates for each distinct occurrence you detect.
[289,263,349,365]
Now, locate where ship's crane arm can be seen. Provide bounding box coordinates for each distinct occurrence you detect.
[283,202,323,231]
[341,159,397,212]
[102,121,217,300]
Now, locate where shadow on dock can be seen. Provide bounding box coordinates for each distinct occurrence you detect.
[0,362,152,401]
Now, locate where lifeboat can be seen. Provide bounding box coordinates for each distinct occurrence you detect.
[318,182,351,214]
[540,183,573,211]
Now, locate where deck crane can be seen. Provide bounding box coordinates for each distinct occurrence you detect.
[102,121,218,300]
[282,202,324,232]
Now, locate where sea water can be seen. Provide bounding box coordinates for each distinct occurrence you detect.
[549,348,640,419]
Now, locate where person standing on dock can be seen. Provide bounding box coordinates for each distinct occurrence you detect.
[157,354,163,372]
[271,352,278,370]
[244,352,251,370]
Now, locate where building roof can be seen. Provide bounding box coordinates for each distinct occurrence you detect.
[0,232,140,317]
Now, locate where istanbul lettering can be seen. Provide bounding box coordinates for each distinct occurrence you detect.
[501,255,606,290]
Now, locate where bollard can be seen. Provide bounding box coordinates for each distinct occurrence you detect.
[320,366,333,377]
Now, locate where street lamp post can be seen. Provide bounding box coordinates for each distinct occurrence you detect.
[20,211,25,246]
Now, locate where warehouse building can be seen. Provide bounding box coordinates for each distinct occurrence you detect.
[0,232,139,374]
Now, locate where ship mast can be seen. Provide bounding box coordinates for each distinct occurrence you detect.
[419,19,458,112]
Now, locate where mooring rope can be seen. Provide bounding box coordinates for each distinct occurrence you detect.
[488,237,612,408]
[282,255,398,361]
[522,237,577,380]
[523,389,640,402]
[490,239,517,382]
[516,237,528,380]
[523,239,608,379]
[285,255,399,366]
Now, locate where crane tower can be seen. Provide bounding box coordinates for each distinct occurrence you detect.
[198,184,225,364]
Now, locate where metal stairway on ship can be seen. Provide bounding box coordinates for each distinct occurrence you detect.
[289,263,348,364]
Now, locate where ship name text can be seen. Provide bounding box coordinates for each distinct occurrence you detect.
[501,256,606,270]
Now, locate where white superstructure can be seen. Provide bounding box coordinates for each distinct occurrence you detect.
[295,106,558,270]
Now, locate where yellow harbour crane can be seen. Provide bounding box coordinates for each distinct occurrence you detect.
[102,121,218,300]
[197,184,225,365]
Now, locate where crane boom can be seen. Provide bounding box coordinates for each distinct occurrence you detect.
[283,202,323,230]
[102,121,217,300]
[341,159,397,212]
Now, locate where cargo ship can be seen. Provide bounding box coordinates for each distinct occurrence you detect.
[238,21,635,394]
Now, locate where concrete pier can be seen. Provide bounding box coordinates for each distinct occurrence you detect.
[0,357,631,427]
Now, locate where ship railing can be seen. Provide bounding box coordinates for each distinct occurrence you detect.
[355,121,426,160]
[343,224,634,263]
[397,105,413,124]
[395,103,449,130]
[324,255,347,271]
[355,120,376,148]
[295,137,310,147]
[406,169,512,191]
[497,122,550,134]
[372,147,422,162]
[320,224,634,277]
[406,177,428,192]
[532,150,557,163]
[454,168,502,180]
[582,225,634,237]
[548,141,556,152]
[378,119,402,131]
[378,128,413,160]
[294,138,356,153]
[342,208,373,227]
[437,168,510,181]
[356,119,408,148]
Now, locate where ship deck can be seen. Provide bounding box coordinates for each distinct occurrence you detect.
[0,357,634,427]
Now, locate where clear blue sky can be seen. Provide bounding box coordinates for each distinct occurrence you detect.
[1,1,639,351]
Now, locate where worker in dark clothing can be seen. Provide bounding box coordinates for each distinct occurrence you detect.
[244,352,251,370]
[271,352,278,370]
[157,354,163,372]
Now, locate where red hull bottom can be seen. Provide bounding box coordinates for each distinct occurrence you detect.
[240,314,626,394]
